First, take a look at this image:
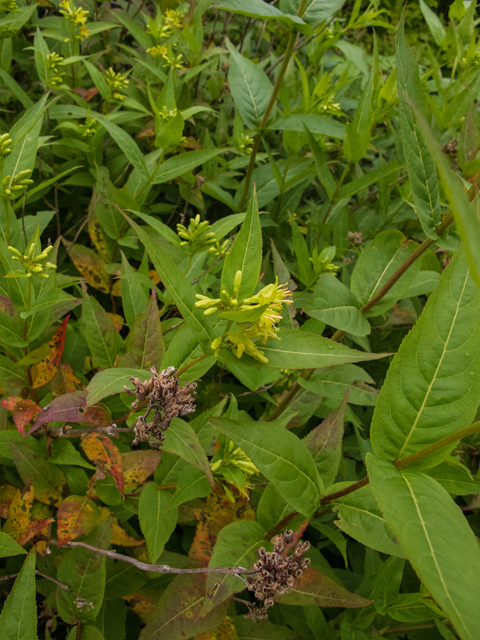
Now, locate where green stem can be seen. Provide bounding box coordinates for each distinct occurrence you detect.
[238,0,309,211]
[176,353,207,377]
[322,162,350,224]
[265,420,480,540]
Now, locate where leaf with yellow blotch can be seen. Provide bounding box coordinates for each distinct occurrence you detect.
[80,433,124,496]
[1,397,41,436]
[0,484,18,518]
[123,591,158,623]
[50,363,82,396]
[189,487,255,564]
[57,496,101,545]
[194,615,239,640]
[112,521,144,546]
[64,240,110,293]
[31,316,69,389]
[122,450,162,494]
[88,202,113,262]
[3,485,54,546]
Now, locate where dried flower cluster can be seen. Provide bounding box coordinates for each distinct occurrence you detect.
[124,366,196,448]
[246,530,310,616]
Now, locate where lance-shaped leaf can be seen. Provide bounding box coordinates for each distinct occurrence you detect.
[139,484,178,564]
[31,315,69,388]
[163,418,215,489]
[303,274,371,336]
[367,454,480,640]
[424,462,480,496]
[299,365,379,407]
[218,0,311,34]
[221,187,262,301]
[120,251,148,328]
[168,465,211,510]
[86,367,150,405]
[332,484,406,558]
[201,520,266,616]
[371,251,480,465]
[300,0,345,27]
[0,532,27,558]
[10,443,64,506]
[0,354,27,388]
[396,13,441,239]
[81,288,122,369]
[117,290,165,370]
[57,519,112,624]
[139,574,229,640]
[4,94,48,177]
[93,114,148,180]
[81,434,124,496]
[28,390,88,435]
[303,394,347,488]
[220,329,388,369]
[275,566,371,608]
[351,230,421,316]
[211,417,322,516]
[123,212,214,354]
[57,496,101,544]
[0,551,37,640]
[122,450,162,494]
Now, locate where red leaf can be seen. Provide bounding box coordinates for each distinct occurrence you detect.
[1,397,41,436]
[80,433,124,496]
[57,496,100,545]
[28,390,88,435]
[31,316,70,389]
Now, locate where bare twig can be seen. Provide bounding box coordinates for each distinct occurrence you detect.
[1,570,80,598]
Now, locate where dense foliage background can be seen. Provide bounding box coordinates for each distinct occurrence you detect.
[1,0,480,639]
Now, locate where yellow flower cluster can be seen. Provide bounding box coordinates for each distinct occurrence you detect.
[2,169,33,200]
[146,8,184,69]
[46,52,64,88]
[8,244,56,280]
[210,438,259,501]
[59,0,90,40]
[146,44,168,59]
[104,67,129,101]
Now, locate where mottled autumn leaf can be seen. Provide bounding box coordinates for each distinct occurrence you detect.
[0,484,18,518]
[1,397,42,436]
[194,615,239,640]
[0,295,16,317]
[112,521,143,547]
[107,312,124,332]
[64,240,110,293]
[81,433,124,496]
[3,485,54,546]
[123,592,158,623]
[88,207,112,262]
[31,316,69,389]
[50,362,82,396]
[189,487,255,564]
[122,450,162,494]
[57,496,100,545]
[29,390,87,435]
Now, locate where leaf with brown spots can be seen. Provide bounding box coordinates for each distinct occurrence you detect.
[88,206,112,262]
[64,240,110,293]
[0,484,18,518]
[50,363,83,396]
[122,450,162,494]
[3,485,54,546]
[1,397,41,436]
[189,487,255,564]
[80,433,124,496]
[57,496,101,545]
[31,316,69,389]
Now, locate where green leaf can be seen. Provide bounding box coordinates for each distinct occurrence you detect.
[371,251,480,465]
[304,274,371,336]
[0,308,28,347]
[81,290,122,369]
[218,0,311,33]
[275,566,371,608]
[210,213,246,241]
[168,465,211,510]
[219,302,270,323]
[303,395,346,488]
[221,187,262,301]
[367,454,480,640]
[270,114,346,139]
[0,354,27,388]
[0,532,28,558]
[424,462,480,496]
[211,417,322,516]
[333,484,406,558]
[139,485,178,564]
[0,67,33,109]
[300,0,345,27]
[120,252,148,328]
[57,519,112,623]
[412,105,480,289]
[289,214,314,286]
[117,290,166,370]
[403,270,441,298]
[419,0,446,44]
[130,210,181,245]
[299,365,379,406]
[10,442,63,506]
[50,440,96,470]
[163,418,215,489]
[337,161,400,201]
[19,289,76,320]
[124,213,214,354]
[0,551,37,640]
[350,230,421,316]
[221,329,388,369]
[138,574,228,640]
[202,520,267,615]
[396,13,441,239]
[86,367,150,405]
[151,149,229,185]
[4,94,48,177]
[93,114,148,181]
[83,60,112,100]
[226,39,273,129]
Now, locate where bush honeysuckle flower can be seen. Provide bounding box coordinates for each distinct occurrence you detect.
[196,272,292,363]
[210,437,259,501]
[8,243,56,279]
[177,214,216,255]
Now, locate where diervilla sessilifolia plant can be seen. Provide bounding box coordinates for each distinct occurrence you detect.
[1,0,480,639]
